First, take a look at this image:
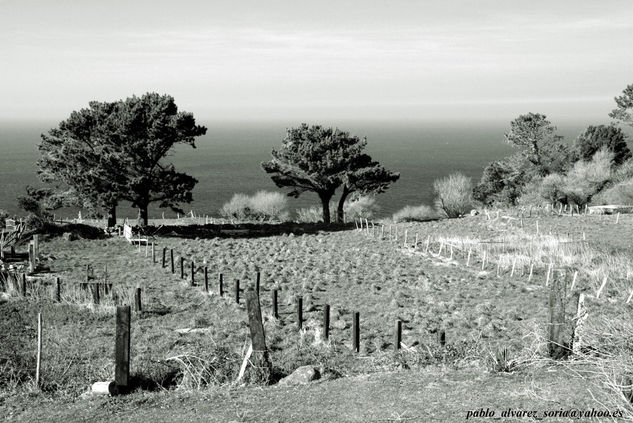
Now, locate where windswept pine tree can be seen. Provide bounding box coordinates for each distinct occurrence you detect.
[38,93,207,226]
[262,124,398,224]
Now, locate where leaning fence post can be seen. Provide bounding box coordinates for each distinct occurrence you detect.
[323,304,330,341]
[352,312,360,353]
[115,306,131,392]
[256,272,261,294]
[245,285,272,383]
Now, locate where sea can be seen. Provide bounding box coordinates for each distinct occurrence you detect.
[0,120,586,220]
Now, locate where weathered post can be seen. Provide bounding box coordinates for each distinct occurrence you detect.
[272,289,279,319]
[296,296,303,330]
[395,320,402,350]
[352,312,360,353]
[204,267,209,292]
[115,306,131,392]
[256,272,261,295]
[55,277,61,302]
[235,279,240,304]
[151,243,155,264]
[244,285,272,383]
[323,304,330,341]
[92,283,100,305]
[134,288,142,312]
[219,273,224,297]
[28,242,36,273]
[170,249,175,274]
[36,312,42,388]
[190,260,195,286]
[21,273,27,297]
[162,248,166,268]
[548,271,570,359]
[180,257,184,279]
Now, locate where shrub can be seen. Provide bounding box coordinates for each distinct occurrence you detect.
[392,204,437,223]
[573,125,631,165]
[562,148,613,206]
[592,178,633,205]
[343,195,379,222]
[220,191,289,222]
[249,191,289,221]
[538,173,567,204]
[220,194,252,221]
[433,172,473,218]
[296,206,323,223]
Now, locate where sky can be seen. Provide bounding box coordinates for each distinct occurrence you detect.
[0,0,632,124]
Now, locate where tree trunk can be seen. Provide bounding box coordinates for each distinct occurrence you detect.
[138,205,149,227]
[107,205,117,228]
[336,186,351,224]
[319,192,333,224]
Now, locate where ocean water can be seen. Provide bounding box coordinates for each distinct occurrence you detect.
[0,120,582,220]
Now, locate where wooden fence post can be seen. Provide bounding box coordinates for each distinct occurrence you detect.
[256,272,261,295]
[28,242,35,273]
[93,283,100,305]
[235,279,240,304]
[162,248,166,268]
[180,257,184,279]
[323,304,330,340]
[135,288,142,312]
[115,306,131,391]
[151,243,155,264]
[36,312,42,388]
[245,285,272,383]
[190,261,195,286]
[395,320,402,350]
[272,289,279,319]
[352,312,360,352]
[548,272,570,359]
[219,273,224,297]
[204,267,208,292]
[170,249,174,274]
[21,273,27,297]
[296,296,303,330]
[55,277,61,302]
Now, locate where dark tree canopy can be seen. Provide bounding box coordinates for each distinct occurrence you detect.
[573,125,631,165]
[335,153,399,223]
[38,93,207,226]
[610,83,633,128]
[261,124,398,224]
[504,113,567,175]
[473,153,529,207]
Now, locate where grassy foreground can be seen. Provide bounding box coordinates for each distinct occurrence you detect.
[1,212,633,421]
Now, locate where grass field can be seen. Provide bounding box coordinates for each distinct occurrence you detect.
[1,212,633,421]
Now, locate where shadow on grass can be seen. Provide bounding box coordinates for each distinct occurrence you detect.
[144,222,356,240]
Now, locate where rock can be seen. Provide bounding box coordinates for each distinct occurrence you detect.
[62,232,78,241]
[470,209,479,216]
[278,365,320,386]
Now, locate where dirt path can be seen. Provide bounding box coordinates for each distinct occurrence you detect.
[10,366,614,423]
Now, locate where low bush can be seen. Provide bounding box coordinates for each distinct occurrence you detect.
[433,172,473,218]
[392,204,437,223]
[342,195,379,222]
[220,191,289,222]
[296,206,323,223]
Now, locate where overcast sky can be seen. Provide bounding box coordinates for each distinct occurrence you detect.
[1,0,632,123]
